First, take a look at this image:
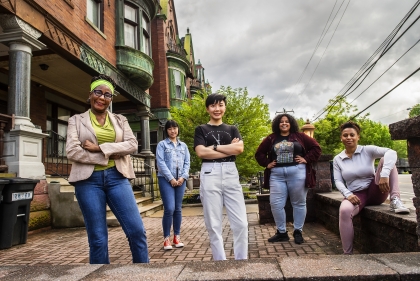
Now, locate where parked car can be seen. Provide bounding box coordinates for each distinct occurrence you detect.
[396,158,411,174]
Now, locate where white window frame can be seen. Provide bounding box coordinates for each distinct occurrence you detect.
[124,3,139,49]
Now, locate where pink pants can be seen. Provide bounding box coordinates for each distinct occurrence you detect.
[339,158,400,254]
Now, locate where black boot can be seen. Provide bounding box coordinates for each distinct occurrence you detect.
[293,229,304,244]
[268,230,290,242]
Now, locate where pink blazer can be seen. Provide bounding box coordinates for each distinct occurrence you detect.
[66,110,138,183]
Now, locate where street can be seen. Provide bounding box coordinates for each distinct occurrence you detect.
[398,174,415,208]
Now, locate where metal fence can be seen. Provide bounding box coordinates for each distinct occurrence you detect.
[131,155,158,200]
[44,130,70,178]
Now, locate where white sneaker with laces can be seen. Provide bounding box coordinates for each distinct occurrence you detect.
[390,197,410,214]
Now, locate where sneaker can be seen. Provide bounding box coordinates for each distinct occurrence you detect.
[268,230,289,242]
[293,229,304,244]
[390,197,410,214]
[163,237,173,250]
[173,235,184,248]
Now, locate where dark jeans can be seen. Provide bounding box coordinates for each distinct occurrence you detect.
[74,167,149,264]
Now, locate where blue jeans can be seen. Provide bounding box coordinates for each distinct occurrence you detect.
[270,164,308,233]
[74,167,149,264]
[158,176,186,238]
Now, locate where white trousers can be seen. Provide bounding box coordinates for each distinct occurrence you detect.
[200,162,248,260]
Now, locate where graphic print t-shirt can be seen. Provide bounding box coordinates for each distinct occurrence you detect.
[194,123,242,162]
[271,135,304,167]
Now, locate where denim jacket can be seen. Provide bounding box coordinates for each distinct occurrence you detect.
[156,138,191,182]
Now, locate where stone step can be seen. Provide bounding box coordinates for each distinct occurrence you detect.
[107,200,163,227]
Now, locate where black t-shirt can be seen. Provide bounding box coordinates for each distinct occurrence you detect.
[271,135,304,167]
[194,123,242,162]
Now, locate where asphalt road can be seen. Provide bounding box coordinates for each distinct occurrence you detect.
[398,174,415,208]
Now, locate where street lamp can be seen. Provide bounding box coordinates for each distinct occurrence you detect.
[301,119,315,138]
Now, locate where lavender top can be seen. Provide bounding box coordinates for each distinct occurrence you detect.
[333,145,397,198]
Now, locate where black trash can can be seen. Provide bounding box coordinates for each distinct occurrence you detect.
[0,179,9,202]
[0,178,39,249]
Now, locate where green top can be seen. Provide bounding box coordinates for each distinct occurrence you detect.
[89,110,116,171]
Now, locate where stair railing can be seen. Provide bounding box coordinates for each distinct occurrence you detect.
[43,130,69,179]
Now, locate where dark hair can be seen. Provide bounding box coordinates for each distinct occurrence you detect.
[271,113,300,135]
[164,120,179,137]
[90,74,116,89]
[206,93,226,107]
[340,121,361,135]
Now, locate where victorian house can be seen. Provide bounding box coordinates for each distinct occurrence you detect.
[0,0,207,232]
[0,0,160,230]
[149,0,208,151]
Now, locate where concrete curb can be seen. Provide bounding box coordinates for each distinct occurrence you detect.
[1,253,419,280]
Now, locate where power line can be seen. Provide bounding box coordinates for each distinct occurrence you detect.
[312,0,420,121]
[350,65,420,120]
[349,37,420,104]
[290,0,350,109]
[283,0,338,106]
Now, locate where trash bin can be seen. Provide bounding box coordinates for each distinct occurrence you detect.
[0,179,9,203]
[0,178,39,249]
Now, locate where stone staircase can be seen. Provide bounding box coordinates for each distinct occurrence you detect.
[46,176,163,228]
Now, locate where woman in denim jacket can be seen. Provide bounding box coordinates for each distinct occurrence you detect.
[156,120,191,250]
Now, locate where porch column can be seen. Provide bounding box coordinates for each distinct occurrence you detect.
[0,15,48,178]
[136,105,155,166]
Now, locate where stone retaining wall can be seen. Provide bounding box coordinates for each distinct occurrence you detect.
[316,192,419,253]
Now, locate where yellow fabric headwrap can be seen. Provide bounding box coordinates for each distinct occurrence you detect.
[90,79,115,94]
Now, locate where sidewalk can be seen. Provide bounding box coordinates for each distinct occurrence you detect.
[0,204,349,266]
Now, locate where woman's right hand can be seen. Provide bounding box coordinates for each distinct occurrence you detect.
[170,178,178,187]
[347,194,361,205]
[267,160,277,169]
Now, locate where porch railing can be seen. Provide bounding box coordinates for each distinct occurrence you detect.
[131,155,158,201]
[44,130,70,178]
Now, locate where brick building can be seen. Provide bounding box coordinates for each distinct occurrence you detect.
[148,0,208,151]
[0,0,160,230]
[0,0,206,230]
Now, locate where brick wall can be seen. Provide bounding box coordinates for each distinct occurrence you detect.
[15,0,117,65]
[150,16,170,109]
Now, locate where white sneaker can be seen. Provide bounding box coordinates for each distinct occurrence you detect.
[390,197,410,214]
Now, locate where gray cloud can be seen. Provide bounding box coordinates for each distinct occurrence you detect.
[175,0,420,123]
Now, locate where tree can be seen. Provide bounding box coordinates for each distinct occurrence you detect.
[408,104,420,118]
[170,87,272,177]
[313,96,403,156]
[313,97,367,155]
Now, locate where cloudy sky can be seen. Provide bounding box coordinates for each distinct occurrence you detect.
[175,0,420,124]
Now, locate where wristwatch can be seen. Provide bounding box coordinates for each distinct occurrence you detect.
[213,144,218,151]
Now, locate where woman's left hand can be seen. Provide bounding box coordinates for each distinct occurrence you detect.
[378,177,390,194]
[177,178,185,186]
[295,155,307,164]
[82,140,101,152]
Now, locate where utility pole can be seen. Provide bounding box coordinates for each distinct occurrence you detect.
[275,108,294,115]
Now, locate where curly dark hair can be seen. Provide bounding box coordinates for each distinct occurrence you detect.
[272,113,300,135]
[340,121,361,135]
[91,74,116,89]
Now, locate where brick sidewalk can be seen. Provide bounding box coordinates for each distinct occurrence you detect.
[0,207,350,265]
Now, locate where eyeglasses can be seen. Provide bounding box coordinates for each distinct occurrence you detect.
[92,90,113,100]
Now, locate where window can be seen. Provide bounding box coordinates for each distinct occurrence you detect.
[124,4,139,49]
[87,0,103,31]
[47,103,78,157]
[173,70,182,99]
[141,13,150,55]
